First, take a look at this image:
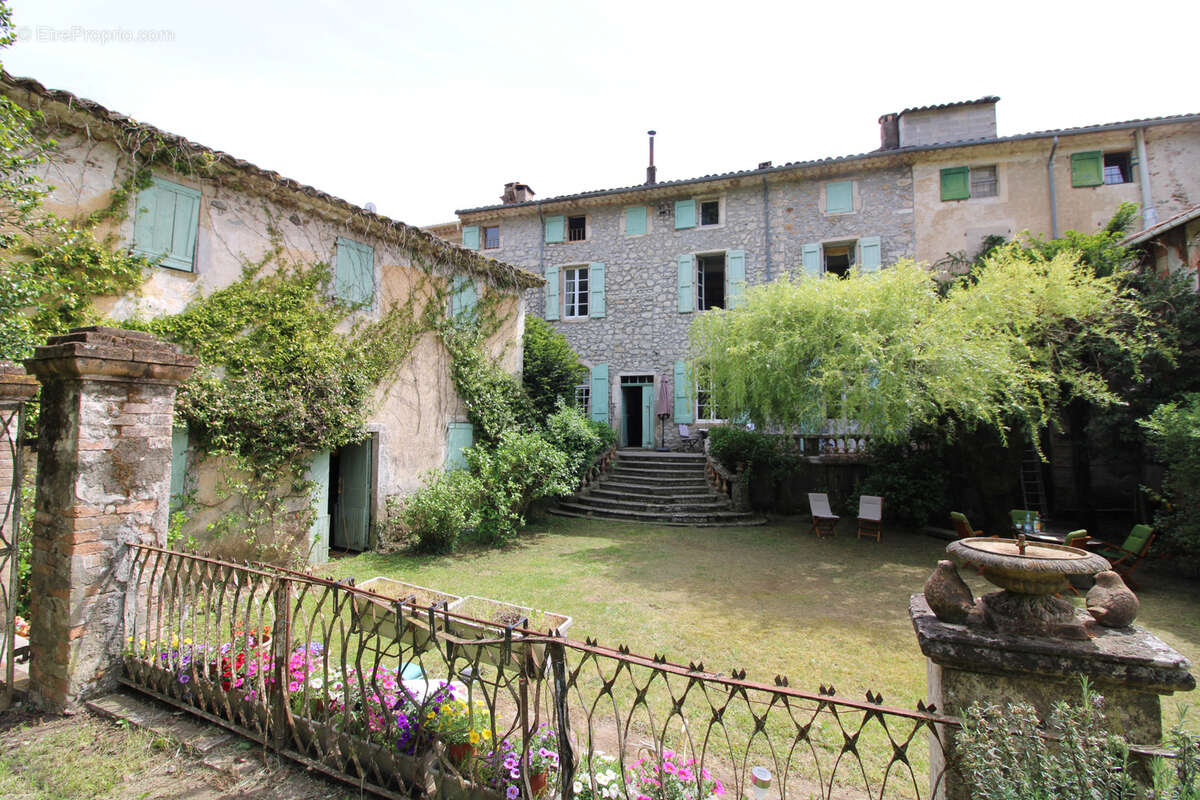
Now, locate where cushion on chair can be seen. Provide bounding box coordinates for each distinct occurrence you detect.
[1122,524,1152,555]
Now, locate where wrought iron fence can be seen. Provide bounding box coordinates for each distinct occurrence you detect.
[122,544,959,800]
[0,396,28,710]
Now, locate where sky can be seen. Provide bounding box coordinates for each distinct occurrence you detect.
[5,0,1198,227]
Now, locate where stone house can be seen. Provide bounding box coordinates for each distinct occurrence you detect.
[1,73,541,563]
[448,98,1200,452]
[1123,203,1200,290]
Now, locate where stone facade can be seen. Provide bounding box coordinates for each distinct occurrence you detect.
[24,328,197,710]
[2,74,540,562]
[461,166,914,449]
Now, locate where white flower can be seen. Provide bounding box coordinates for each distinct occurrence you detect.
[573,783,584,794]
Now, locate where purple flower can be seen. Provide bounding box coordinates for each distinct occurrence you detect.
[178,674,190,684]
[506,787,519,800]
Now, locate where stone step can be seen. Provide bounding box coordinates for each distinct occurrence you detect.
[590,480,713,497]
[587,487,720,504]
[614,451,707,466]
[573,495,731,514]
[606,468,707,484]
[550,503,765,527]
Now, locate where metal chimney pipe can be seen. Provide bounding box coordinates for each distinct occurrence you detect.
[646,130,657,185]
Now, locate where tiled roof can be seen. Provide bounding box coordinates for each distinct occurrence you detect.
[0,72,543,290]
[1123,204,1200,246]
[896,96,1001,116]
[457,111,1200,216]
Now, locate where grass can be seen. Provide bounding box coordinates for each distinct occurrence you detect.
[322,514,1200,736]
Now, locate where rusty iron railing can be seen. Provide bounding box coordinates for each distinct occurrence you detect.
[0,395,29,710]
[122,544,961,800]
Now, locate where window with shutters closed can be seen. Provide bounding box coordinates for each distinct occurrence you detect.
[940,165,998,200]
[334,237,374,306]
[824,181,854,214]
[132,177,202,272]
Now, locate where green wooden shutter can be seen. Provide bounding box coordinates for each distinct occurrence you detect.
[673,360,694,423]
[544,265,560,320]
[641,384,655,448]
[133,178,201,271]
[825,181,853,213]
[727,250,747,308]
[677,254,694,312]
[674,199,696,229]
[624,206,647,236]
[335,237,375,305]
[306,451,330,565]
[589,262,606,318]
[169,426,188,511]
[544,215,565,243]
[462,225,480,250]
[590,363,609,424]
[940,167,970,201]
[450,275,478,318]
[859,236,882,272]
[801,243,821,276]
[1071,151,1104,187]
[446,422,474,470]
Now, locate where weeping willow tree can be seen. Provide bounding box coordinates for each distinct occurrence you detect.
[688,246,1149,443]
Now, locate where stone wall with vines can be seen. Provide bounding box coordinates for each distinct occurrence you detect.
[3,90,530,565]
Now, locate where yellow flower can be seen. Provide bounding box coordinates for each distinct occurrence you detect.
[184,637,192,646]
[469,731,480,744]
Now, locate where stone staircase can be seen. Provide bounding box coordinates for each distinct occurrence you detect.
[551,449,764,526]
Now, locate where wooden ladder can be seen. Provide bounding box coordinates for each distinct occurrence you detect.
[1019,442,1050,521]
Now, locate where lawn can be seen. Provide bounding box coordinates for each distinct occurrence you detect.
[321,515,1199,732]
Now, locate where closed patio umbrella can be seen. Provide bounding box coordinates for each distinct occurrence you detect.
[655,374,671,450]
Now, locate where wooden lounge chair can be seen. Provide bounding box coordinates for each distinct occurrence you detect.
[857,495,883,541]
[950,512,982,539]
[1083,524,1156,588]
[808,493,839,538]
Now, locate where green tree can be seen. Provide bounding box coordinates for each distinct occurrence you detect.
[688,247,1147,445]
[522,316,587,418]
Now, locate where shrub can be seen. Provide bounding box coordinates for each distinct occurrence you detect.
[396,468,482,554]
[707,426,798,483]
[468,430,572,544]
[522,316,587,418]
[957,683,1138,800]
[589,419,617,452]
[543,403,603,480]
[857,439,948,527]
[1140,394,1200,574]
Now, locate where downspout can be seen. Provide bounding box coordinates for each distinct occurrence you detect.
[762,176,772,281]
[537,202,545,314]
[1047,136,1059,239]
[1135,128,1158,227]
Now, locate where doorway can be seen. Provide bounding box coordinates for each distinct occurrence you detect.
[330,434,374,552]
[620,375,655,448]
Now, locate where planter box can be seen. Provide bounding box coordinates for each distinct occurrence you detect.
[446,596,572,670]
[353,577,462,656]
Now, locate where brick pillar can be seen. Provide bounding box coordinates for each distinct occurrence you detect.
[24,327,196,710]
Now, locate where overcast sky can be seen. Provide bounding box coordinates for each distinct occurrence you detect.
[5,0,1197,227]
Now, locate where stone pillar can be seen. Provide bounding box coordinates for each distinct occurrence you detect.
[24,327,196,710]
[911,594,1195,800]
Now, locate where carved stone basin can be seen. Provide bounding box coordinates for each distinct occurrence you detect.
[947,537,1109,595]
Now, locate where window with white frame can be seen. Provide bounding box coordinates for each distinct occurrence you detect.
[563,266,589,318]
[695,364,724,421]
[699,198,721,226]
[483,225,500,249]
[574,384,590,415]
[696,253,726,310]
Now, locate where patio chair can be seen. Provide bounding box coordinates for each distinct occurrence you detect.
[1063,530,1091,594]
[808,493,839,538]
[857,495,883,541]
[678,424,701,452]
[1083,524,1156,588]
[949,512,982,539]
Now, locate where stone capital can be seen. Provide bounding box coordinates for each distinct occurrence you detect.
[24,327,198,386]
[0,360,39,404]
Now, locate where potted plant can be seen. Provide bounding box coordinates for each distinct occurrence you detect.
[353,577,461,656]
[446,596,572,669]
[432,696,493,765]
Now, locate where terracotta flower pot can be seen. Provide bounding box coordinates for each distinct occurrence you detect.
[529,770,547,797]
[447,741,475,765]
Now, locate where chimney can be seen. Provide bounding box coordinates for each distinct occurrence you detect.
[878,113,900,150]
[500,182,535,204]
[646,130,657,185]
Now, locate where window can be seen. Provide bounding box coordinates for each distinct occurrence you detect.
[696,365,724,421]
[824,181,854,214]
[567,215,587,241]
[574,384,590,416]
[1071,151,1104,187]
[674,197,723,229]
[483,225,500,249]
[624,206,647,236]
[970,165,998,197]
[563,266,589,318]
[940,165,997,201]
[446,422,474,470]
[699,199,721,226]
[696,254,726,311]
[334,237,375,305]
[132,177,202,271]
[1104,152,1132,184]
[823,243,854,278]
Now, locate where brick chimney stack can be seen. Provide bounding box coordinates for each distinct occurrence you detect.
[878,113,900,150]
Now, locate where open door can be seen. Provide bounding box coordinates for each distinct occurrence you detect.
[331,437,373,552]
[641,384,655,448]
